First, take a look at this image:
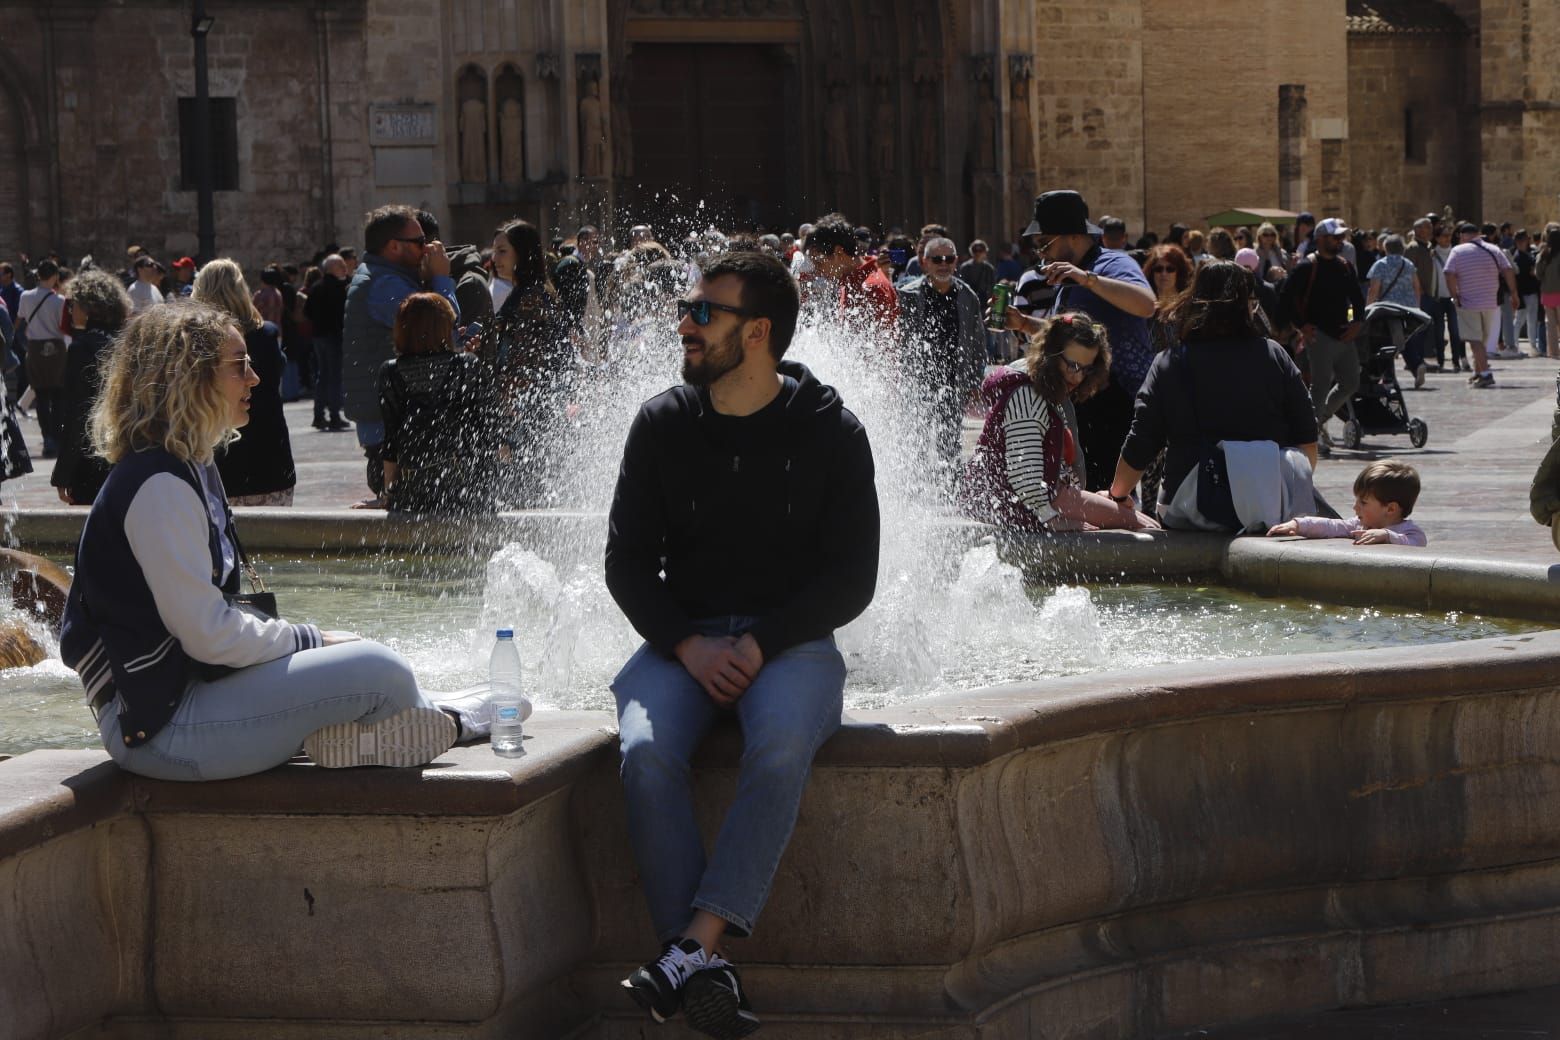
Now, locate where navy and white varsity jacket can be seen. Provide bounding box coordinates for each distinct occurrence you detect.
[59,447,320,748]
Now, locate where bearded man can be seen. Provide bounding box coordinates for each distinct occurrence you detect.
[604,250,879,1037]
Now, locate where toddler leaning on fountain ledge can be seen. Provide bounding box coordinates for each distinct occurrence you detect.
[1267,460,1427,546]
[57,303,493,782]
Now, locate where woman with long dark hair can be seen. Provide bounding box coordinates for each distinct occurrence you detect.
[1107,261,1319,531]
[479,219,574,506]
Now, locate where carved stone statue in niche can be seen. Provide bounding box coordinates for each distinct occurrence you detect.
[459,96,487,183]
[578,78,607,179]
[916,102,939,170]
[872,83,894,169]
[825,85,850,174]
[612,76,634,177]
[499,96,525,184]
[1009,72,1034,171]
[1010,91,1034,170]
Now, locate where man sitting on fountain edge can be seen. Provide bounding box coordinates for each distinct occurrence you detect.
[604,249,880,1038]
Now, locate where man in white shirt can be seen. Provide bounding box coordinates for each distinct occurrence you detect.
[17,259,68,455]
[127,257,165,313]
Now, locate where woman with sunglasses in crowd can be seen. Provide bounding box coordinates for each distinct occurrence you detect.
[59,303,484,781]
[960,313,1159,532]
[1253,223,1289,284]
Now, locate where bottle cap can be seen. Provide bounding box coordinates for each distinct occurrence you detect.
[496,628,514,639]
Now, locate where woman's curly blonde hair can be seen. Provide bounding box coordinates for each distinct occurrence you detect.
[91,302,242,465]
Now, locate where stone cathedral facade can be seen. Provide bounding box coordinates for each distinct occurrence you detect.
[0,0,1553,270]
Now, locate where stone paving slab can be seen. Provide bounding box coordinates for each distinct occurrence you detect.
[5,351,1557,563]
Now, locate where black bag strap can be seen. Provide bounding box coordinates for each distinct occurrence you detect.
[1381,257,1407,298]
[1297,259,1321,324]
[22,289,54,327]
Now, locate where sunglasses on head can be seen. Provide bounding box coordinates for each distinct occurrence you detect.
[676,298,754,325]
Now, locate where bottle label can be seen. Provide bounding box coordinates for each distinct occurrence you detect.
[496,705,521,722]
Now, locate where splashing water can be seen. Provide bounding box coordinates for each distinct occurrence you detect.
[0,253,1542,757]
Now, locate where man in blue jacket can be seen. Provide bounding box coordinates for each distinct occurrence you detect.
[341,205,458,498]
[605,250,879,1038]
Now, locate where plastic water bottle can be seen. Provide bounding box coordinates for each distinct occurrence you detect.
[489,628,525,757]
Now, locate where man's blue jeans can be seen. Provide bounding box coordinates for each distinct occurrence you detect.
[612,616,845,941]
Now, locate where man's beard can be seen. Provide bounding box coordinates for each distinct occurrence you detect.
[681,326,744,386]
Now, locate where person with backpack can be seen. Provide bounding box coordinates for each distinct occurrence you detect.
[374,292,500,515]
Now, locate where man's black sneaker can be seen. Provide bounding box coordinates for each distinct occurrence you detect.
[684,960,761,1039]
[621,938,709,1023]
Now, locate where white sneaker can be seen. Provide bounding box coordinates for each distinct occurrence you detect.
[303,707,457,768]
[429,683,531,742]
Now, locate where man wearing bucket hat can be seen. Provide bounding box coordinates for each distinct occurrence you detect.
[1000,189,1156,491]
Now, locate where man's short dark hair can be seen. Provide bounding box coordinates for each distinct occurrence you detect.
[1457,221,1479,236]
[415,209,440,240]
[0,263,12,277]
[577,224,598,239]
[339,247,358,261]
[804,214,858,257]
[701,250,801,360]
[364,205,418,255]
[919,223,950,240]
[36,259,58,280]
[1481,222,1498,237]
[1100,216,1127,235]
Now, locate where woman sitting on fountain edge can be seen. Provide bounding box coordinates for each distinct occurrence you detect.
[959,312,1159,532]
[58,303,494,781]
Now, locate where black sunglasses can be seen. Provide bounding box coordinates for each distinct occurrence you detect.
[677,298,754,325]
[925,254,957,264]
[1050,354,1099,375]
[394,235,428,247]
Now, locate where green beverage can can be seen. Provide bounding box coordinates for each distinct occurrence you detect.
[988,283,1011,329]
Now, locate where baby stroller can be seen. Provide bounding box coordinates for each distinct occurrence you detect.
[1337,301,1431,450]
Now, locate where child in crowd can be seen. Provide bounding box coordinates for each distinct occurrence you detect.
[1267,460,1427,546]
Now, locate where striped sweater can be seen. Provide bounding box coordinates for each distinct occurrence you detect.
[59,447,319,748]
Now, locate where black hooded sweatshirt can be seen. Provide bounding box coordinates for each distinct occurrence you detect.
[605,359,880,662]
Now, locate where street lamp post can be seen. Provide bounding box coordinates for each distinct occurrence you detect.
[191,1,216,261]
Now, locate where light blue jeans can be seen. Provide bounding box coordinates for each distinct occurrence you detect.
[98,641,434,782]
[612,616,845,941]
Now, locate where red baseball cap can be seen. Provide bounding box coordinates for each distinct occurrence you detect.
[172,256,196,269]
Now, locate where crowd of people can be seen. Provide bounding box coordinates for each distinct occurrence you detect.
[36,181,1560,1039]
[5,197,1552,522]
